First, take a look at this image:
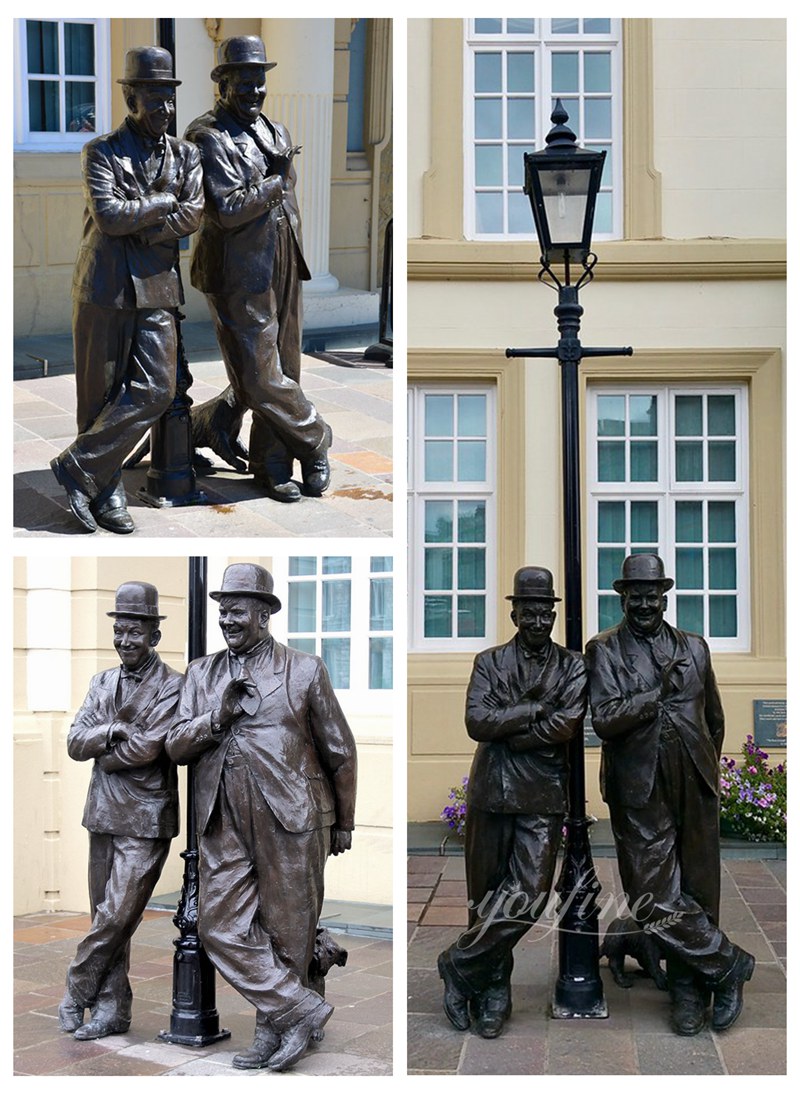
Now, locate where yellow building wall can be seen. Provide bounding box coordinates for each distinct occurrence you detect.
[407,17,786,823]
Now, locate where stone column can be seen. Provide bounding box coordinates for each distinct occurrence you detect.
[261,18,339,294]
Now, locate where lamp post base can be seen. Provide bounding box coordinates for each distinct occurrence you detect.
[551,996,609,1020]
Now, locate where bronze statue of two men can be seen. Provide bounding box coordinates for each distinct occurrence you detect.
[51,37,332,534]
[59,567,357,1072]
[439,556,755,1039]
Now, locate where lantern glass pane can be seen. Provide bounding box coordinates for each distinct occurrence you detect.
[540,164,592,245]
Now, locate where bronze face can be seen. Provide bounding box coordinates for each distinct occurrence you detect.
[217,595,270,654]
[112,616,158,671]
[511,598,556,654]
[620,581,667,637]
[221,66,267,124]
[127,85,176,139]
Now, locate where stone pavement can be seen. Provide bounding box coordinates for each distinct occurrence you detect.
[408,851,786,1075]
[13,322,393,538]
[14,909,392,1076]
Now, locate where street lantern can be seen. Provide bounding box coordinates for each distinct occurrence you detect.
[523,99,606,271]
[507,100,632,1020]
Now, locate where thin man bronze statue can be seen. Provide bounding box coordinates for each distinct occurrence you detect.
[437,567,587,1037]
[585,553,755,1035]
[166,564,357,1071]
[51,47,203,534]
[59,582,181,1039]
[184,36,332,503]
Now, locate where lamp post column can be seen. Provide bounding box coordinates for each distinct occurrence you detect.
[550,285,606,1018]
[159,557,229,1046]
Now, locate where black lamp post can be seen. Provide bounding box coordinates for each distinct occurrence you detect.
[159,557,230,1046]
[507,100,633,1019]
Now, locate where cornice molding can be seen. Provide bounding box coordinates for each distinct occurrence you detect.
[408,238,786,282]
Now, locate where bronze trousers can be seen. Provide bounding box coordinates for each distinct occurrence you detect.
[444,807,563,995]
[204,289,326,464]
[247,218,305,476]
[60,303,177,504]
[197,750,329,1030]
[66,832,171,1020]
[609,729,738,985]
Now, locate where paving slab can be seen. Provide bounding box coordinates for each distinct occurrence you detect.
[407,851,787,1075]
[14,328,393,539]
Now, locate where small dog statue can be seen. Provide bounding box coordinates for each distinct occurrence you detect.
[308,927,348,1043]
[600,915,668,990]
[309,926,349,997]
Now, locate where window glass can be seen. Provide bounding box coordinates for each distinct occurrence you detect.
[588,385,748,650]
[410,385,495,649]
[467,18,621,239]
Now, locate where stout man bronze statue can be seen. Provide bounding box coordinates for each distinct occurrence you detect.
[59,582,181,1039]
[166,564,357,1071]
[585,554,755,1035]
[185,37,332,503]
[51,47,203,534]
[437,567,587,1037]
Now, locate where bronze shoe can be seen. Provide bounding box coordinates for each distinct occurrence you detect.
[300,424,333,496]
[73,1016,130,1040]
[473,986,511,1039]
[92,499,135,534]
[712,950,755,1031]
[267,1000,333,1071]
[57,992,85,1033]
[50,457,97,533]
[670,983,707,1036]
[232,1022,281,1069]
[253,473,302,503]
[437,953,470,1031]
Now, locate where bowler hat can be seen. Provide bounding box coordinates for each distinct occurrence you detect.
[107,581,166,620]
[505,566,561,603]
[612,553,674,593]
[117,46,181,87]
[210,564,282,613]
[211,36,277,82]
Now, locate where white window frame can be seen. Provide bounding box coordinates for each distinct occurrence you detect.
[464,17,623,242]
[270,554,395,708]
[408,382,497,653]
[586,383,750,653]
[14,18,111,152]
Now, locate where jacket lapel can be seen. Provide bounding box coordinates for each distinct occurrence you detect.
[115,121,148,195]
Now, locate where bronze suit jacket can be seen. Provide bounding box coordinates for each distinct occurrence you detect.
[185,104,311,296]
[585,620,725,811]
[67,653,182,839]
[166,640,357,836]
[71,118,203,309]
[465,636,587,815]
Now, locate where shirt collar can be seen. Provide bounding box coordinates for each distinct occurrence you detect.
[517,635,551,663]
[119,650,157,680]
[126,116,166,156]
[227,635,273,670]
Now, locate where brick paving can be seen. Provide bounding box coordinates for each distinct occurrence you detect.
[407,852,786,1075]
[14,323,393,539]
[14,910,392,1076]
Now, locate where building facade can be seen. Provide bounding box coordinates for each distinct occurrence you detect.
[407,18,786,820]
[14,16,392,340]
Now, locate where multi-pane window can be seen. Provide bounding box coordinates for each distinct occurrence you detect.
[15,19,110,150]
[277,555,394,691]
[408,385,496,651]
[465,17,621,240]
[587,385,749,651]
